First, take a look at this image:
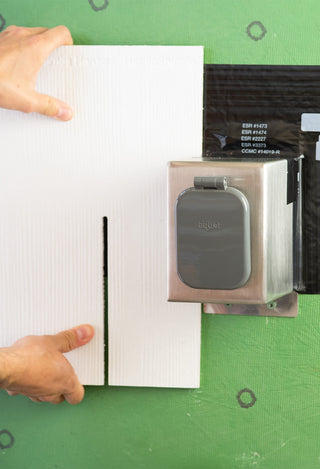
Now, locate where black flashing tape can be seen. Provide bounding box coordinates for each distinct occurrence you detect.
[203,64,320,294]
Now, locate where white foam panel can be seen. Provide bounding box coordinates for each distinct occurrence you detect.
[0,46,203,387]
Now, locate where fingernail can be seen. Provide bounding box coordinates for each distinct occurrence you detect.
[55,106,73,121]
[76,325,92,341]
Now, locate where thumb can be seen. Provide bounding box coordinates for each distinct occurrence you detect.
[52,324,95,353]
[31,91,73,121]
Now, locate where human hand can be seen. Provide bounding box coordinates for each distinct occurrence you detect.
[0,324,95,404]
[0,25,73,120]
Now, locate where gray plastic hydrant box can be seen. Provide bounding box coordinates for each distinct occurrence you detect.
[167,159,293,305]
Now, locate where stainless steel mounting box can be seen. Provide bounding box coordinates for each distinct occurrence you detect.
[167,160,293,304]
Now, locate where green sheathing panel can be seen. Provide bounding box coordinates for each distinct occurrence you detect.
[2,0,320,64]
[1,1,320,468]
